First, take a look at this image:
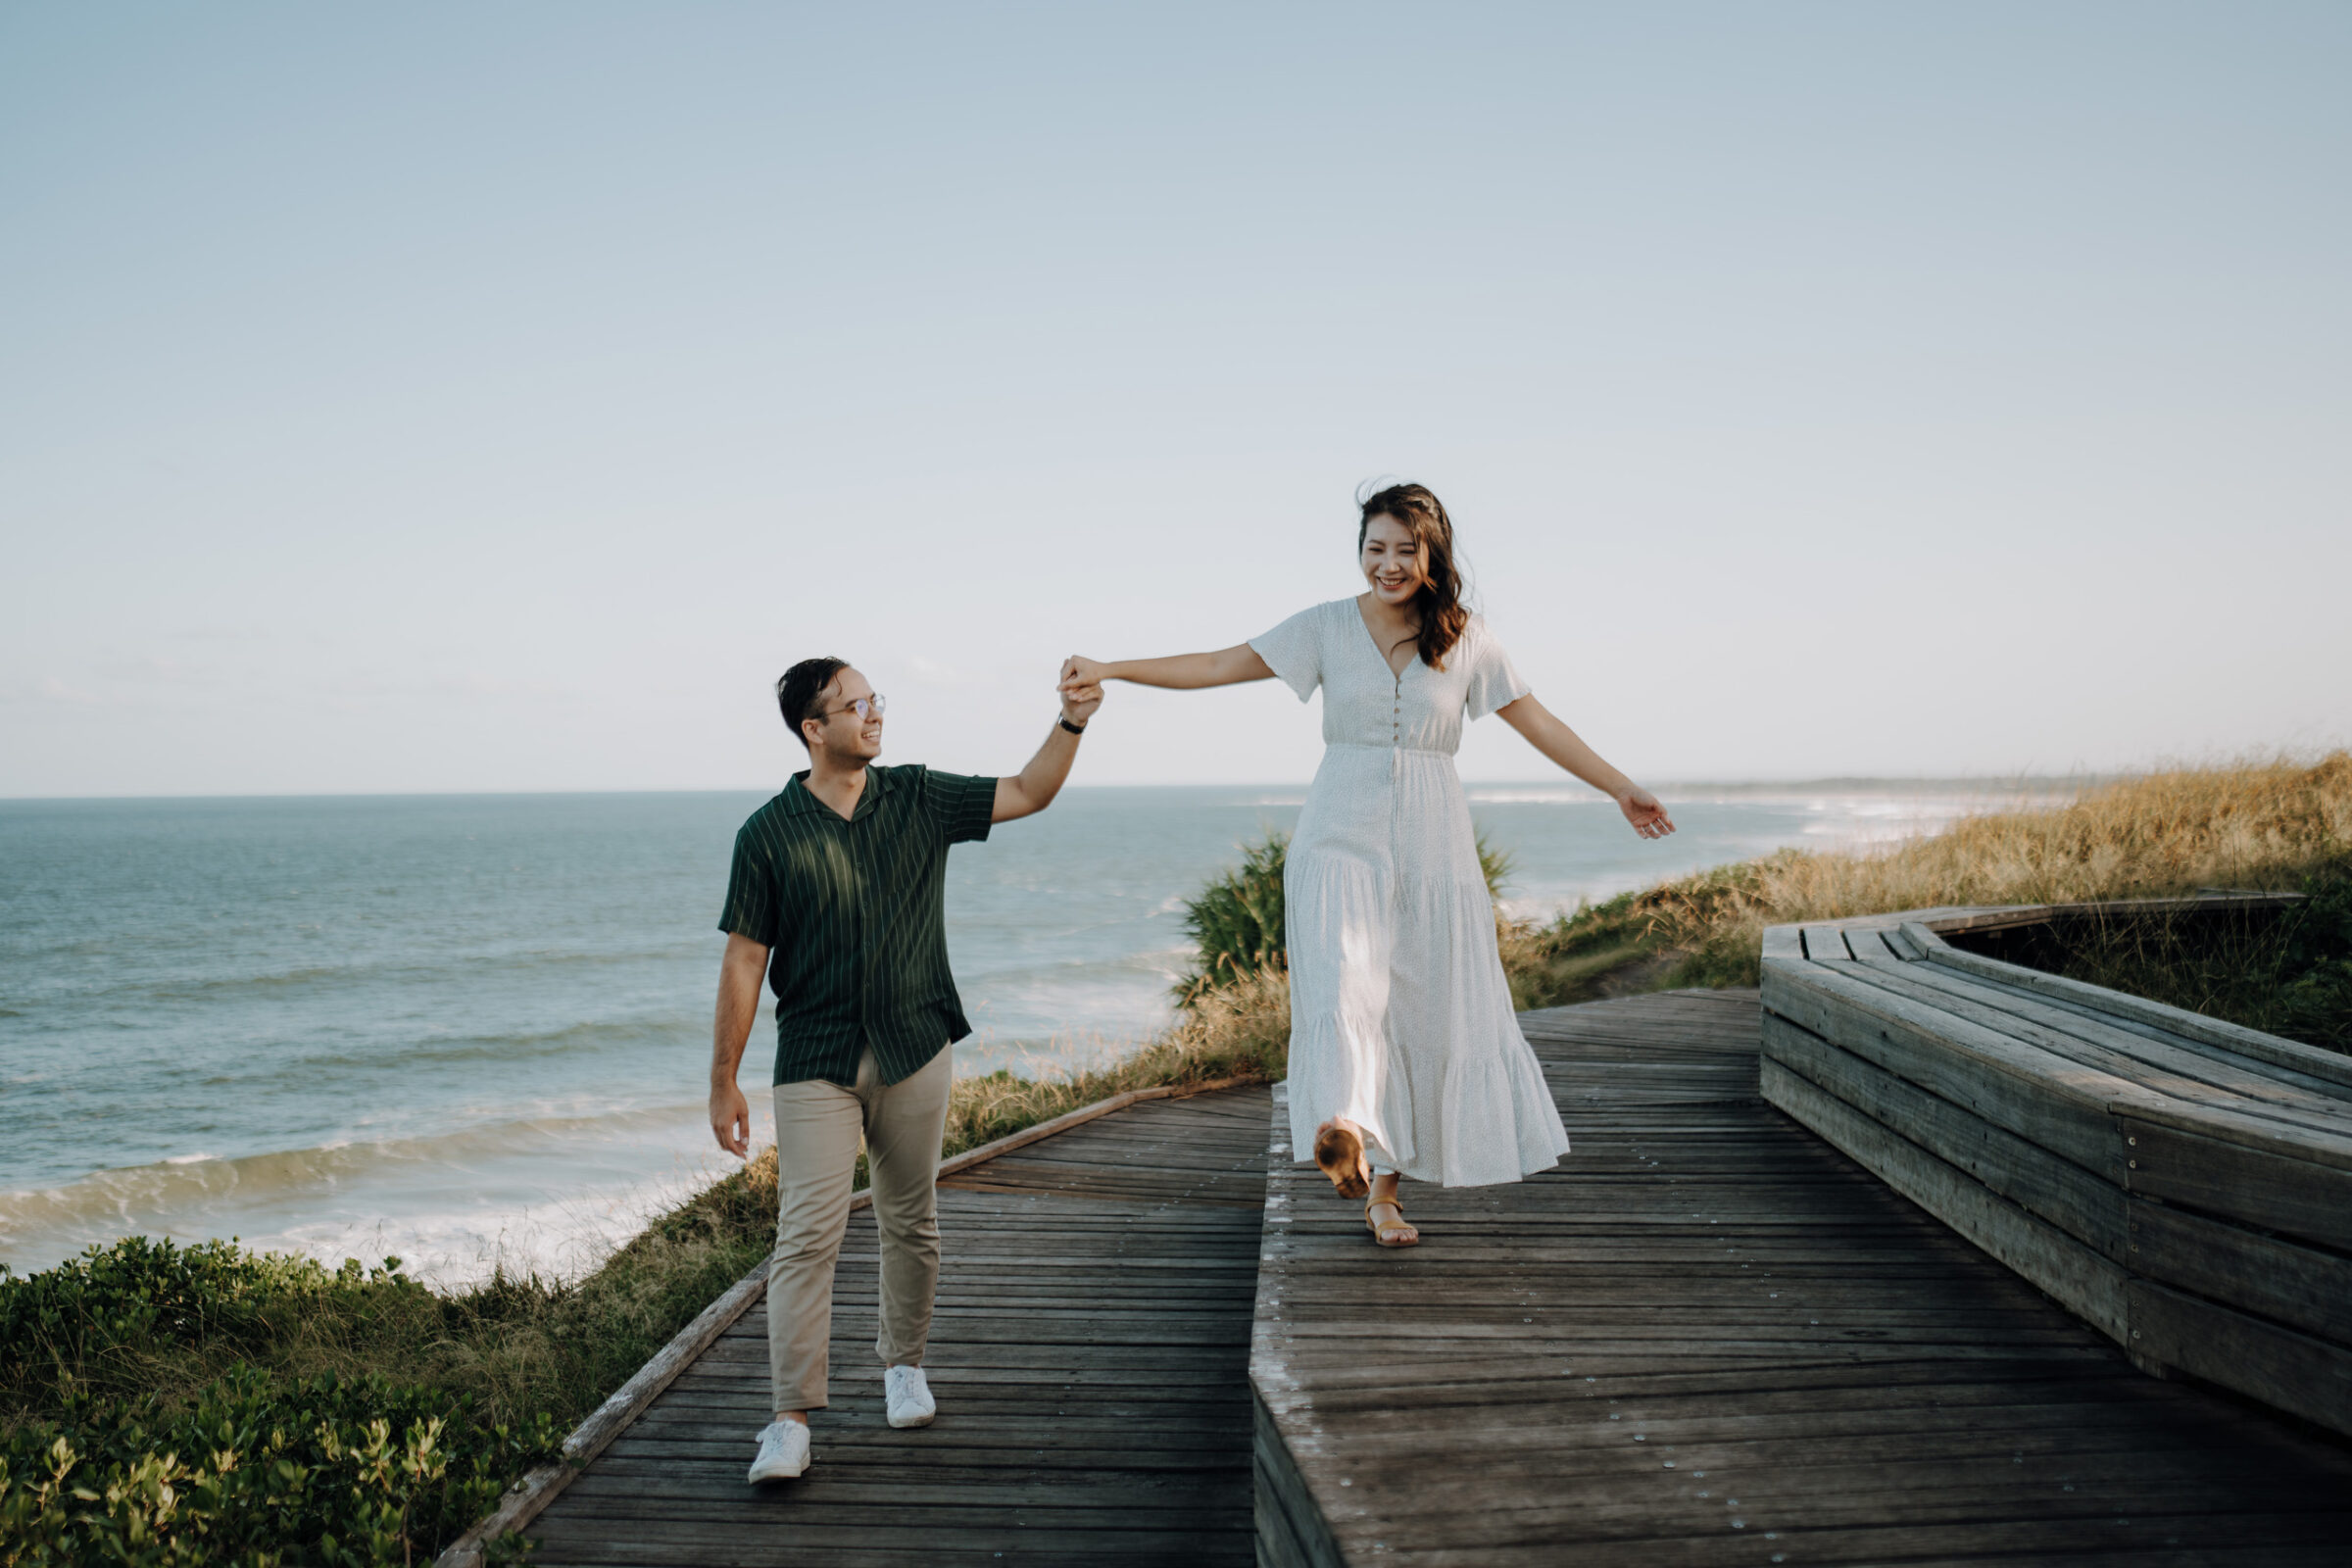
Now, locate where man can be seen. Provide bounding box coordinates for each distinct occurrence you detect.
[709,656,1103,1485]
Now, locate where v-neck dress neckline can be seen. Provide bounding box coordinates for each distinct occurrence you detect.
[1353,599,1417,682]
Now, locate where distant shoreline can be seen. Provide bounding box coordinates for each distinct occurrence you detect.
[0,774,2115,806]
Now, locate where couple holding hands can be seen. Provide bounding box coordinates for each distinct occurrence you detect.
[708,481,1675,1483]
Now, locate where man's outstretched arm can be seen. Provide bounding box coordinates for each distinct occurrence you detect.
[709,932,768,1155]
[992,675,1104,823]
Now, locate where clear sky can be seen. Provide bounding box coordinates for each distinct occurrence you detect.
[4,4,2346,797]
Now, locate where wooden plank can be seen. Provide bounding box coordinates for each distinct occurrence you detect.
[1760,1056,2131,1344]
[2129,1278,2352,1439]
[1761,960,2125,1172]
[1760,924,1804,960]
[1759,1012,2128,1258]
[1253,1385,1344,1568]
[1842,927,1895,961]
[1919,935,2352,1091]
[1800,924,1853,961]
[1780,956,2352,1169]
[1869,956,2352,1119]
[2121,1115,2352,1251]
[2126,1198,2352,1345]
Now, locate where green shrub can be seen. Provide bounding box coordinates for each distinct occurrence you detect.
[0,1364,556,1567]
[0,1230,722,1563]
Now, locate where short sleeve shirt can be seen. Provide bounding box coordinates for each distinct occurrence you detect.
[717,763,996,1086]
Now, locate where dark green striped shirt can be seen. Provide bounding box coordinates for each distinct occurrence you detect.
[718,763,997,1087]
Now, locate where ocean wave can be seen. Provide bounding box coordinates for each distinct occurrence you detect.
[88,942,713,1007]
[270,1016,705,1076]
[0,1102,713,1250]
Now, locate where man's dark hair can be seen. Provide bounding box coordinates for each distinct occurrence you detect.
[775,657,851,749]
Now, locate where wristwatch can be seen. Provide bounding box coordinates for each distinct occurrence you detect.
[1058,714,1088,735]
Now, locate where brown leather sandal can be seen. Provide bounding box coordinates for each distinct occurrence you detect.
[1364,1193,1418,1249]
[1313,1122,1371,1199]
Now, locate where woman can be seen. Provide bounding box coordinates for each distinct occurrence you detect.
[1058,483,1674,1247]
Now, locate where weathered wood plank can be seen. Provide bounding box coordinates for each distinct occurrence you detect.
[1919,928,2352,1091]
[2125,1198,2352,1344]
[1256,990,2352,1567]
[1759,1011,2128,1258]
[1762,959,2125,1172]
[2121,1115,2352,1251]
[516,1084,1270,1568]
[1800,925,1853,961]
[1862,955,2352,1121]
[1760,1056,2131,1343]
[2128,1278,2352,1439]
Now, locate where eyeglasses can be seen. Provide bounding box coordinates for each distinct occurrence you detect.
[823,694,887,722]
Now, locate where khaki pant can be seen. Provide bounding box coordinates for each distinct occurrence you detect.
[766,1046,952,1412]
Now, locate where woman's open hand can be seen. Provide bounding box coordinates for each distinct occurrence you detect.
[1619,787,1676,840]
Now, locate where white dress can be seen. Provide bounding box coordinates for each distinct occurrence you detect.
[1251,599,1573,1188]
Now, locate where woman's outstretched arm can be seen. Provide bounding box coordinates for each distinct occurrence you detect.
[1058,645,1273,693]
[1495,695,1677,840]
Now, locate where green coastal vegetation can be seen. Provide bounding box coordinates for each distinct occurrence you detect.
[5,755,2347,1563]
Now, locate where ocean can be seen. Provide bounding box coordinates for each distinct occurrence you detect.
[0,782,2017,1285]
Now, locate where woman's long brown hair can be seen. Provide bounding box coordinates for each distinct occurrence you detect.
[1357,482,1470,670]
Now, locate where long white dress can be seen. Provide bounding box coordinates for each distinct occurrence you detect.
[1251,598,1573,1188]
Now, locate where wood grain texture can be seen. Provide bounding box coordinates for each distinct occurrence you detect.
[1759,1011,2130,1259]
[1768,905,2352,1441]
[520,1086,1271,1567]
[432,1079,1265,1567]
[1253,990,2352,1566]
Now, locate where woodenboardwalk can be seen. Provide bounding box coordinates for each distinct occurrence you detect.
[519,992,2352,1566]
[1255,990,2352,1565]
[525,1086,1269,1567]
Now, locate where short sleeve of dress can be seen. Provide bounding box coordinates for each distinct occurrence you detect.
[1461,619,1534,719]
[1249,603,1325,703]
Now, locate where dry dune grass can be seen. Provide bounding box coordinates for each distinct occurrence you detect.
[1511,753,2352,998]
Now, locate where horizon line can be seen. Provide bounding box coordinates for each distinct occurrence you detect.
[0,773,2126,806]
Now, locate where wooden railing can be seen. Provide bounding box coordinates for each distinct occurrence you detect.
[1759,895,2352,1438]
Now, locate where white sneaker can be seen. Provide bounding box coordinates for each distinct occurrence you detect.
[748,1419,809,1483]
[884,1364,936,1429]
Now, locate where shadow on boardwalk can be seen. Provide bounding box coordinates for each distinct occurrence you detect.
[528,992,2352,1566]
